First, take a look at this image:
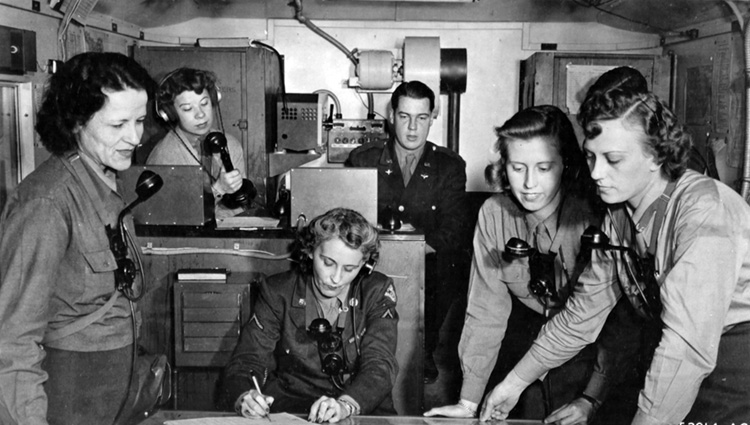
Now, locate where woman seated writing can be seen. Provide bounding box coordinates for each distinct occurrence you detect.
[221,208,399,423]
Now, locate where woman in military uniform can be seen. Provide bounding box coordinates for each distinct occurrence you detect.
[221,208,399,423]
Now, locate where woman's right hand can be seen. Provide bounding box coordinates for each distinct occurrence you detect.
[215,169,242,195]
[237,389,274,418]
[423,401,477,418]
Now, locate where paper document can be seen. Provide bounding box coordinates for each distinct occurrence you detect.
[216,215,280,229]
[165,412,307,424]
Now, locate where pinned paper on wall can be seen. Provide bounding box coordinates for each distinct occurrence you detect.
[565,64,617,115]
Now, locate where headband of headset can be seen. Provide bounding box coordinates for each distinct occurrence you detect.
[155,68,222,124]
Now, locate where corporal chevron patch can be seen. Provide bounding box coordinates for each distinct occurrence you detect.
[250,313,263,330]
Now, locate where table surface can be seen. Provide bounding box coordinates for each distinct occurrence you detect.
[140,411,542,425]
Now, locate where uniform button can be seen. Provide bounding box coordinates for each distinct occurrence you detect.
[398,205,404,212]
[286,349,290,354]
[431,205,436,210]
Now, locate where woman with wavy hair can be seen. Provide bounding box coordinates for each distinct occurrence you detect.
[222,208,399,423]
[0,52,154,425]
[424,104,642,423]
[482,84,750,424]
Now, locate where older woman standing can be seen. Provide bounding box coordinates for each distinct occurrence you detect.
[0,52,154,425]
[481,83,750,423]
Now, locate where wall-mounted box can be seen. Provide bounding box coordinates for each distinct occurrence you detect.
[0,25,36,74]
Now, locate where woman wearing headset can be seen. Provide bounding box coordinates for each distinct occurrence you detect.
[221,208,399,423]
[147,67,248,218]
[481,80,750,423]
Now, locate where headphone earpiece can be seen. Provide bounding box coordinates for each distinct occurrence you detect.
[361,256,377,276]
[156,108,171,123]
[214,86,222,104]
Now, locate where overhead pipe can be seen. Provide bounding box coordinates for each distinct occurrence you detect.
[289,0,375,118]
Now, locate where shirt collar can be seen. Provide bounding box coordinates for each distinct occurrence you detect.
[175,126,203,154]
[78,150,117,192]
[525,201,562,244]
[306,277,350,325]
[393,142,425,168]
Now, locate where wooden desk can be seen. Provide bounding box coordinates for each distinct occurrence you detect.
[136,226,425,415]
[139,410,542,425]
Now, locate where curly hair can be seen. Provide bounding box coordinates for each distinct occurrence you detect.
[155,68,220,125]
[578,90,691,180]
[35,52,154,156]
[583,66,648,102]
[294,208,380,273]
[485,105,592,197]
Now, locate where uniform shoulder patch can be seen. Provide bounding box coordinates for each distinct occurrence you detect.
[383,282,397,304]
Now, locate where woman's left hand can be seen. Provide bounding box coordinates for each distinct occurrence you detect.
[308,396,350,423]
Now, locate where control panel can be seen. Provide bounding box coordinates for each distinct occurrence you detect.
[277,93,322,152]
[326,118,388,163]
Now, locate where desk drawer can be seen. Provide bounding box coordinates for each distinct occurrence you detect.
[174,282,252,367]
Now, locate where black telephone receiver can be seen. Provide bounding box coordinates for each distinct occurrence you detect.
[580,225,661,321]
[109,170,163,301]
[204,131,257,209]
[360,256,377,276]
[504,237,560,317]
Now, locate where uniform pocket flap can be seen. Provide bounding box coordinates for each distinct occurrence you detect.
[498,257,531,283]
[83,248,118,273]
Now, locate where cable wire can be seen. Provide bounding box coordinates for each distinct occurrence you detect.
[141,246,293,260]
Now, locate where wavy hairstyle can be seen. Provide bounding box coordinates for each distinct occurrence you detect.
[294,208,380,273]
[485,105,591,197]
[578,90,691,180]
[35,52,154,156]
[155,68,220,124]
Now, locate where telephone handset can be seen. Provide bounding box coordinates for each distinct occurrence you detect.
[108,170,163,301]
[504,237,561,317]
[204,131,257,209]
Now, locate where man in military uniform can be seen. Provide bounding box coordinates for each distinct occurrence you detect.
[346,81,472,384]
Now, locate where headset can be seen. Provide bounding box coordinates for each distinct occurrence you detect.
[154,68,222,124]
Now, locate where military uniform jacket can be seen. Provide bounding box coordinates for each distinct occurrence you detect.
[222,268,399,414]
[346,139,472,259]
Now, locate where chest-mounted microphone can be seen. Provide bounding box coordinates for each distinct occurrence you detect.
[108,170,163,301]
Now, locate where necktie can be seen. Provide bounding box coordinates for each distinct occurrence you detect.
[402,153,416,186]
